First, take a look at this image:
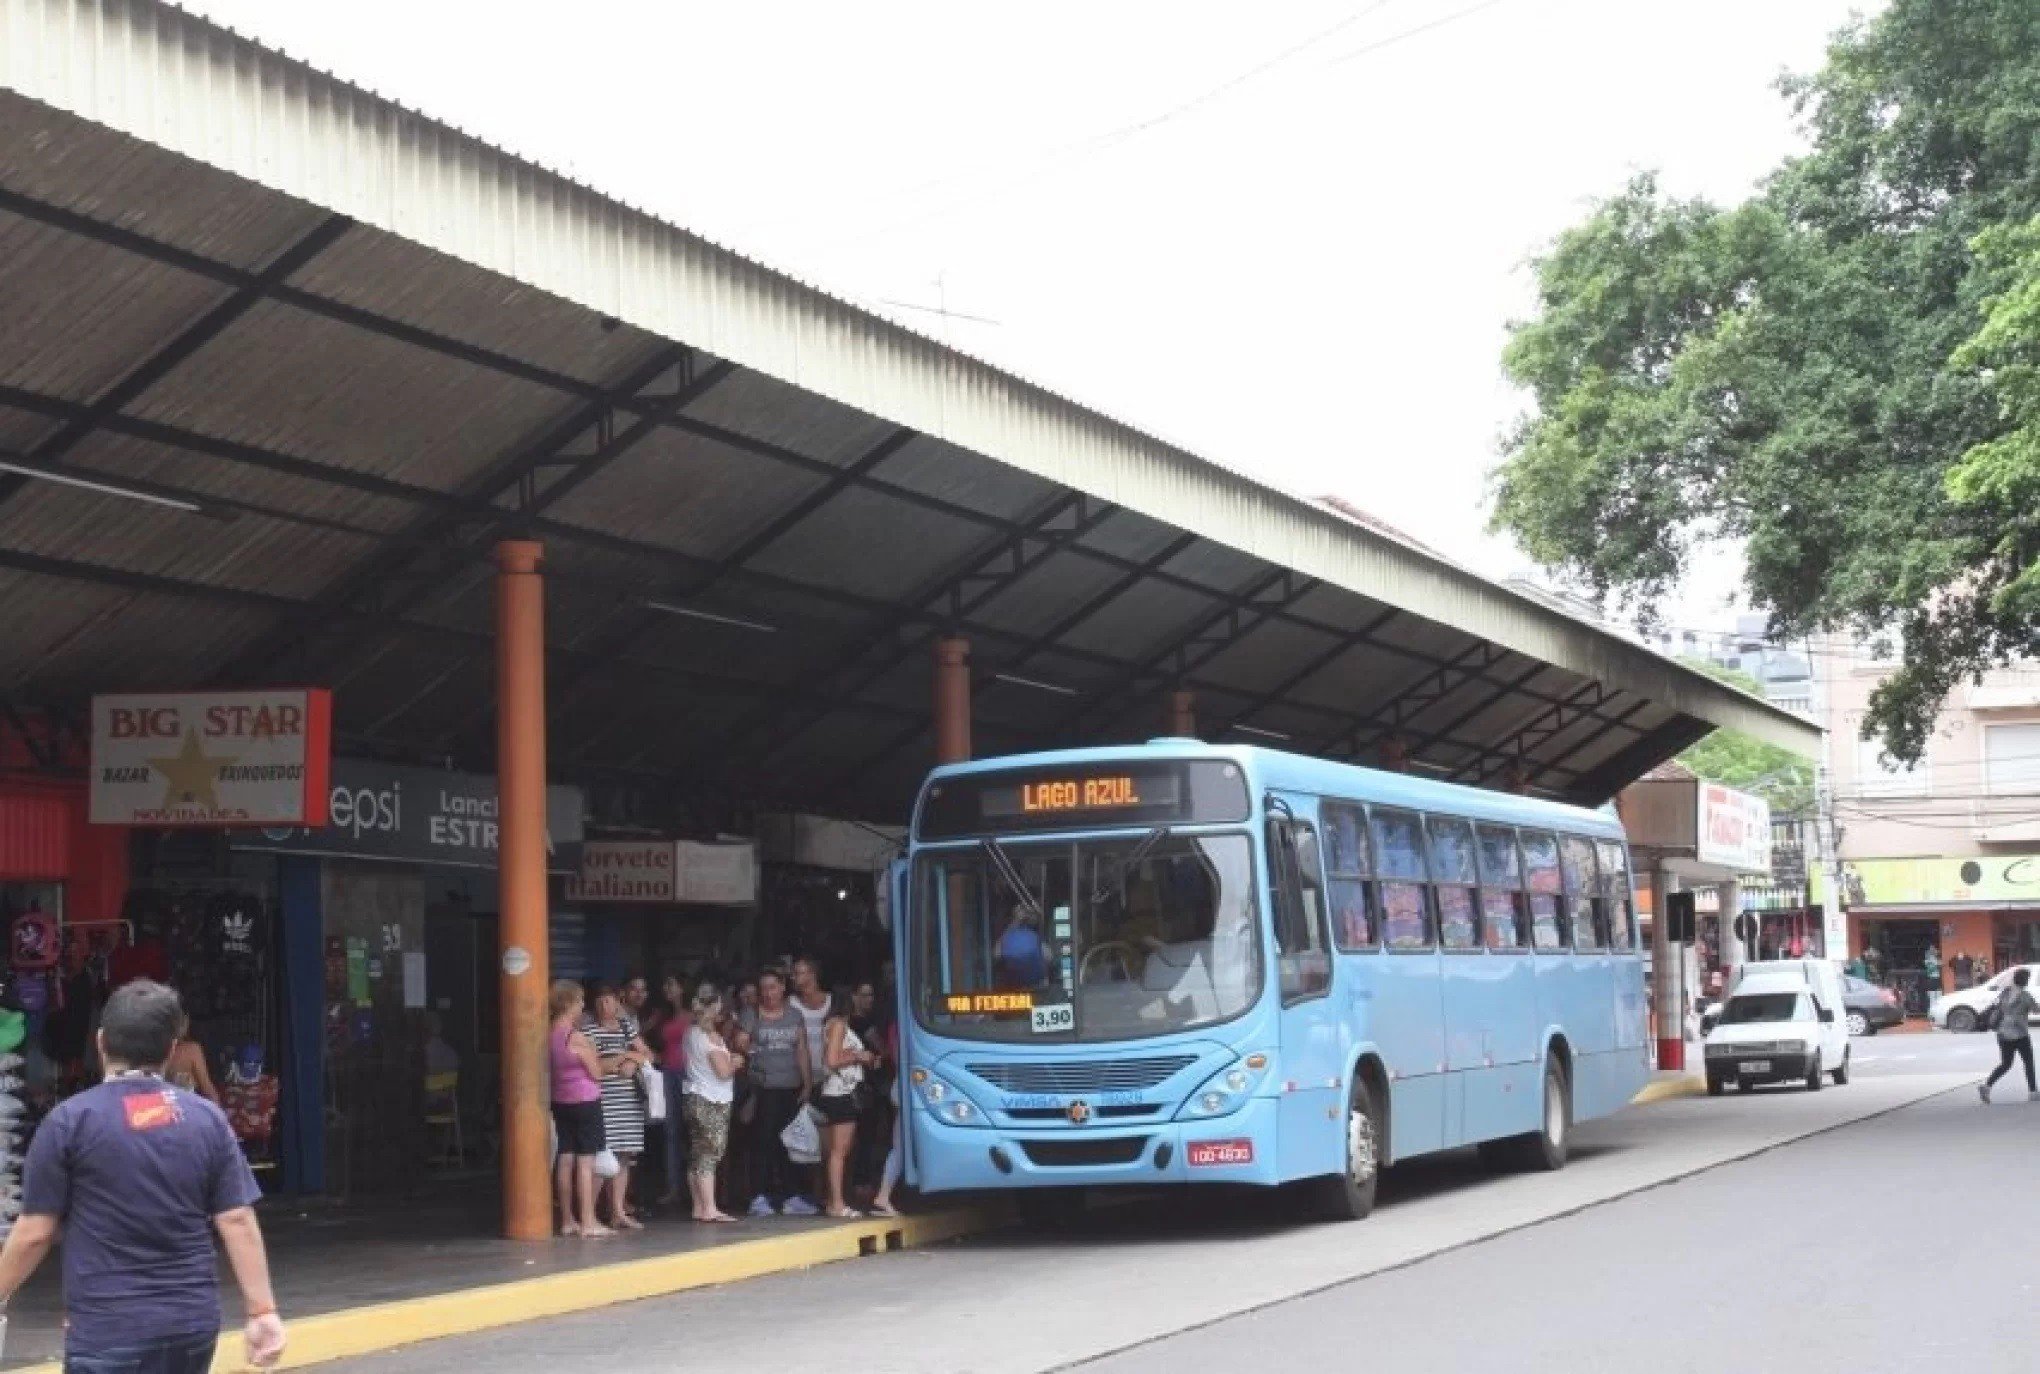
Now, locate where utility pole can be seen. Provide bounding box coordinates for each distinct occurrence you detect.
[1810,637,1847,962]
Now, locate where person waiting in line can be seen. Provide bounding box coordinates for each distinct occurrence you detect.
[548,980,609,1238]
[870,1014,904,1218]
[584,982,653,1230]
[681,984,744,1223]
[655,973,693,1207]
[817,987,881,1219]
[1979,968,2039,1105]
[744,967,815,1217]
[850,981,891,1195]
[164,1014,221,1106]
[789,957,834,1209]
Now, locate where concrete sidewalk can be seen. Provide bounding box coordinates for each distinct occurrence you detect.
[0,1188,989,1372]
[0,1077,1714,1373]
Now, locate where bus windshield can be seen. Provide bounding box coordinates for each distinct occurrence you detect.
[913,832,1262,1043]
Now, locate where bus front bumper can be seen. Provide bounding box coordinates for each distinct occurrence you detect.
[912,1096,1284,1192]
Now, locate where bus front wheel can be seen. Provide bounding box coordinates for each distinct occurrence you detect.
[1312,1080,1381,1222]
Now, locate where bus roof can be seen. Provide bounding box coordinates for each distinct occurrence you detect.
[919,740,1624,838]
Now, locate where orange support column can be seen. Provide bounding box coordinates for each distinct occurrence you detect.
[495,540,552,1241]
[1167,690,1196,739]
[933,636,972,765]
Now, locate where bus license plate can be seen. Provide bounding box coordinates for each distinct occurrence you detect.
[1187,1139,1254,1167]
[1739,1060,1770,1074]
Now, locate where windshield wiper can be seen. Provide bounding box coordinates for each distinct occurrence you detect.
[980,838,1045,922]
[1087,826,1170,909]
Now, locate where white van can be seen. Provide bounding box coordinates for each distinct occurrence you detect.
[1703,971,1852,1093]
[1731,958,1850,1024]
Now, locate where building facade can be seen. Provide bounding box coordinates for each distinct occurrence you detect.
[1821,644,2040,1011]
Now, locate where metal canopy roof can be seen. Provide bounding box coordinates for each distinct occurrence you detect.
[0,0,1818,820]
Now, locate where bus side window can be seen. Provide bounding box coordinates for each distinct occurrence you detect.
[1323,800,1376,950]
[1561,835,1604,951]
[1521,830,1565,951]
[1426,815,1479,951]
[1369,808,1434,951]
[1268,817,1332,1001]
[1597,839,1634,950]
[1476,823,1527,950]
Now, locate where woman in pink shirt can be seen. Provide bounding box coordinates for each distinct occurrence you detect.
[549,980,609,1237]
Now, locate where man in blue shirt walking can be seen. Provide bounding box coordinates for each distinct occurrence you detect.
[0,980,287,1372]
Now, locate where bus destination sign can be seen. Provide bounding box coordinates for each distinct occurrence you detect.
[916,759,1251,839]
[943,991,1034,1015]
[989,773,1169,819]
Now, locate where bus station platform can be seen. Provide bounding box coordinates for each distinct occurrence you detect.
[0,1185,993,1372]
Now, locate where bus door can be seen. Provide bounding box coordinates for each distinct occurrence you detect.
[1267,798,1343,1181]
[888,856,918,1188]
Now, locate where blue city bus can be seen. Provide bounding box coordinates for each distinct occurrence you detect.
[892,740,1648,1220]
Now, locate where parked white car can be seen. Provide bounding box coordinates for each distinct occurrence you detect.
[1703,972,1852,1095]
[1931,964,2040,1032]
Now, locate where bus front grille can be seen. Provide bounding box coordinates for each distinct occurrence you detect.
[964,1055,1198,1094]
[1019,1136,1151,1168]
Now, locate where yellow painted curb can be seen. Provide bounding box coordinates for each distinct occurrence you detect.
[11,1208,1000,1374]
[1631,1075,1708,1106]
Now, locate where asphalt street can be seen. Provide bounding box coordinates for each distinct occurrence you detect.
[326,1041,2000,1374]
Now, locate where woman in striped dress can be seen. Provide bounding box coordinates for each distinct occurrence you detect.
[583,982,652,1230]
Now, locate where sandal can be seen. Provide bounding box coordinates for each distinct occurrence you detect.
[869,1202,899,1218]
[824,1207,865,1220]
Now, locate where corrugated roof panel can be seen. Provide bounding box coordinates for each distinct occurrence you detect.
[961,552,1129,641]
[0,89,331,271]
[1057,577,1218,662]
[0,402,52,450]
[123,298,574,490]
[1159,540,1268,595]
[869,436,1058,524]
[1074,509,1191,565]
[542,422,832,562]
[1192,617,1344,697]
[0,211,229,401]
[0,478,379,600]
[0,579,272,694]
[64,430,418,535]
[681,370,904,472]
[743,485,992,603]
[287,223,668,389]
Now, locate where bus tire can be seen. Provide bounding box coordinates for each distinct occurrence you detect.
[1312,1079,1381,1222]
[1491,1058,1571,1172]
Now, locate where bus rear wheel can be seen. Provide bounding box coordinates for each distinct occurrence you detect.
[1312,1080,1381,1222]
[1484,1059,1571,1172]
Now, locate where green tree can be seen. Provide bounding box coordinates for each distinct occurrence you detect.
[1671,662,1815,817]
[1493,0,2040,762]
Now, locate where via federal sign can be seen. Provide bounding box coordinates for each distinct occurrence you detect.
[236,759,584,873]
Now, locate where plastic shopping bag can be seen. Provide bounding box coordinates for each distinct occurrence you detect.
[593,1149,622,1180]
[780,1104,822,1165]
[639,1064,667,1123]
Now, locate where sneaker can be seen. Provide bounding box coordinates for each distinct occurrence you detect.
[747,1196,777,1218]
[1979,1083,1992,1104]
[781,1196,820,1217]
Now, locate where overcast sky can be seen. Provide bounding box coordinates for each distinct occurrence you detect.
[188,0,1873,632]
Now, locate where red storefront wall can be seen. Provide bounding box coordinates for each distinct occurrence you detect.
[0,722,128,923]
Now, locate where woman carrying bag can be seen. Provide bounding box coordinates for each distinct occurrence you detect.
[816,988,881,1219]
[1978,967,2038,1104]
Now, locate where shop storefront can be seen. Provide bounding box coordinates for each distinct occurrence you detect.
[236,758,584,1194]
[559,838,759,986]
[1833,855,2040,1012]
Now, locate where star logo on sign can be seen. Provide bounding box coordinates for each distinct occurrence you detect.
[148,730,235,812]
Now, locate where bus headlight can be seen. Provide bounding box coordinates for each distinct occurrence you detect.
[913,1069,984,1128]
[1175,1053,1273,1121]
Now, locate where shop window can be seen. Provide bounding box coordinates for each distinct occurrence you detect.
[1323,801,1376,950]
[1985,722,2040,795]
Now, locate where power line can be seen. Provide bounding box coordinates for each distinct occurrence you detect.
[1327,0,1520,64]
